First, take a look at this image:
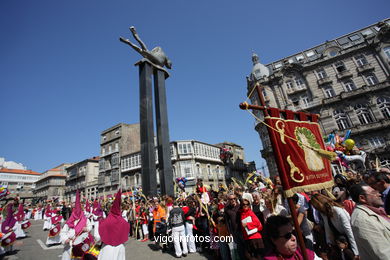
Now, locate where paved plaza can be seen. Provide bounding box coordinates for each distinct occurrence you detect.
[2,220,210,260]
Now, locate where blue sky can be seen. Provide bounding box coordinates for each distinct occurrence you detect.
[1,0,388,173]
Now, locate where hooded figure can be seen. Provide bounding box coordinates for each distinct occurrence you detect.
[96,189,129,260]
[13,204,27,238]
[92,201,104,222]
[1,204,16,234]
[60,190,91,260]
[66,190,87,236]
[43,204,52,230]
[14,204,25,222]
[85,200,91,218]
[1,204,16,251]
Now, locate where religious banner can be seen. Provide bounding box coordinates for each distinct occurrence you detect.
[265,115,334,197]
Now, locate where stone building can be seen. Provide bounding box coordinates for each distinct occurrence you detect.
[121,140,251,193]
[247,19,390,177]
[64,156,99,202]
[33,163,72,201]
[98,123,140,196]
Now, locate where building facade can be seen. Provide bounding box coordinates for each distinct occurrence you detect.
[247,19,390,177]
[121,140,251,193]
[0,167,41,195]
[98,123,140,196]
[33,163,72,201]
[64,157,99,202]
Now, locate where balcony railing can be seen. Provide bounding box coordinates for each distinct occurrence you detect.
[356,63,374,74]
[336,70,353,80]
[317,77,332,86]
[322,80,389,105]
[286,85,307,95]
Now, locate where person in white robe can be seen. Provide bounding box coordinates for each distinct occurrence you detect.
[43,204,52,230]
[46,215,62,245]
[60,190,92,260]
[34,206,43,220]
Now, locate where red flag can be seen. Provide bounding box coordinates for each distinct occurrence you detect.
[265,115,334,197]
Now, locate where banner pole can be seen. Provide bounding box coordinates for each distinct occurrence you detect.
[287,197,309,260]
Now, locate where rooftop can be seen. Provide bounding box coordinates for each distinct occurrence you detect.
[0,167,41,175]
[264,18,390,73]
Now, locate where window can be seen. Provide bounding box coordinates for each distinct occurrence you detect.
[384,46,390,59]
[377,97,390,119]
[343,80,356,92]
[365,73,379,86]
[101,148,105,156]
[286,80,293,91]
[296,55,304,62]
[295,78,305,89]
[369,137,385,148]
[207,165,212,176]
[109,145,112,153]
[301,95,310,108]
[316,68,327,79]
[355,55,368,67]
[115,142,119,152]
[335,61,346,73]
[337,38,350,45]
[329,50,338,57]
[354,104,374,124]
[349,34,361,41]
[274,63,282,69]
[306,50,315,57]
[125,157,129,168]
[362,29,373,36]
[178,143,192,155]
[333,110,352,130]
[323,85,336,98]
[180,161,193,178]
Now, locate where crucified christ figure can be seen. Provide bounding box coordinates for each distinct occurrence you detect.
[120,26,172,69]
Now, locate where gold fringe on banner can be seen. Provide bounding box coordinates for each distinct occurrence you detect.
[284,179,335,198]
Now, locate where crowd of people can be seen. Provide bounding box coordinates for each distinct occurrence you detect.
[0,167,389,260]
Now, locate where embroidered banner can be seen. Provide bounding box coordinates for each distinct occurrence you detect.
[265,116,334,197]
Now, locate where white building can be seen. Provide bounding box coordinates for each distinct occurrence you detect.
[0,167,41,194]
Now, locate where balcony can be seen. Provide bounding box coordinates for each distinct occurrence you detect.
[286,85,307,95]
[317,77,332,86]
[356,63,374,74]
[335,118,390,136]
[322,80,389,105]
[336,70,353,80]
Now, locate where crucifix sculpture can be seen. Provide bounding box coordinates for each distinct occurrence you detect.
[120,26,174,197]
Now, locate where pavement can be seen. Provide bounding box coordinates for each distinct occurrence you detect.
[1,220,211,260]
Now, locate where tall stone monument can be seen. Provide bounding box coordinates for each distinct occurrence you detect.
[120,26,174,197]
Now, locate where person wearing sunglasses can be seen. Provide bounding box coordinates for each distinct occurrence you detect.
[264,215,320,260]
[239,193,264,260]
